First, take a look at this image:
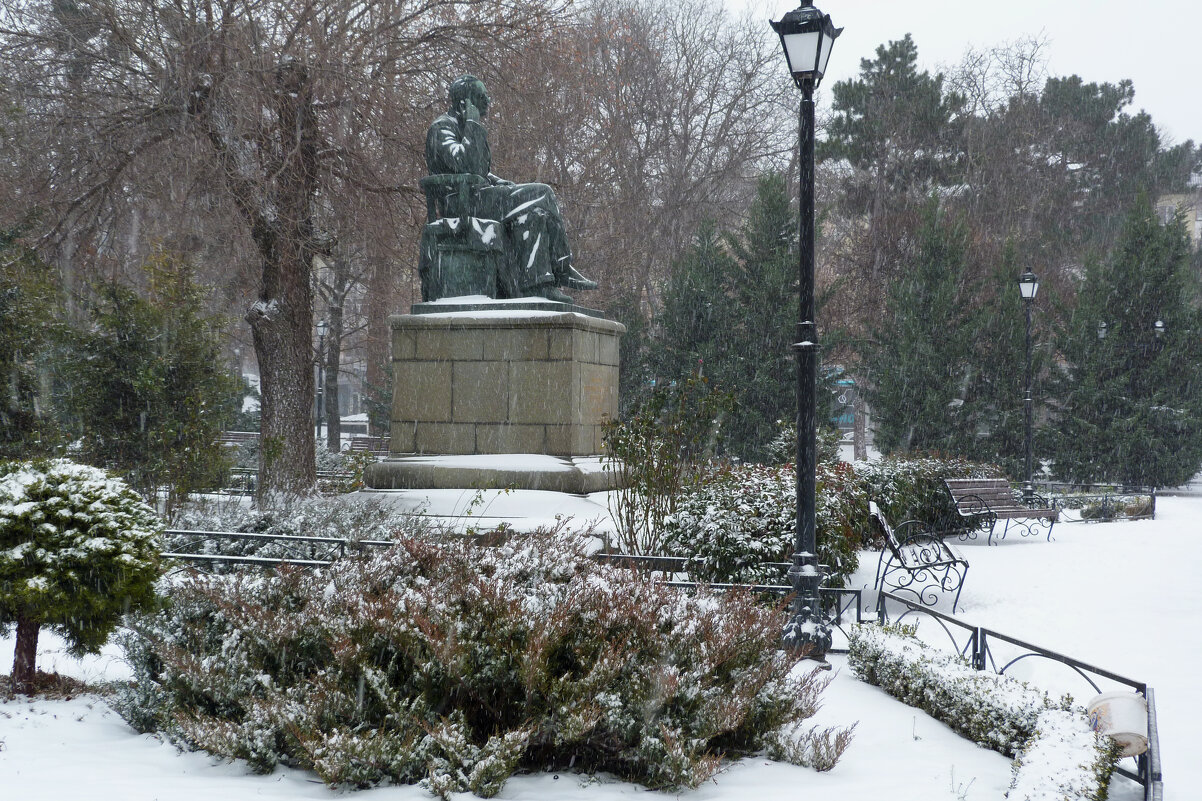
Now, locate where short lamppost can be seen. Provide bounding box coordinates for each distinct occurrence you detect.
[1018,269,1039,505]
[316,320,328,443]
[771,3,840,658]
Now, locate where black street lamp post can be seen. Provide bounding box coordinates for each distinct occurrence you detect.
[771,3,840,658]
[1018,270,1039,505]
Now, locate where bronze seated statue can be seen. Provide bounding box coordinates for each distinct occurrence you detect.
[418,75,598,304]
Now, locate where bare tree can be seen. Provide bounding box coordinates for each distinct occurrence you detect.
[486,0,794,313]
[0,0,563,495]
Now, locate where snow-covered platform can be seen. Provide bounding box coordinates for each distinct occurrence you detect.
[363,453,618,494]
[355,477,617,537]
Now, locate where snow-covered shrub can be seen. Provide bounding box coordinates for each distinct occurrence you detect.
[601,377,728,555]
[117,532,849,796]
[163,493,429,564]
[764,420,842,467]
[853,457,1004,540]
[765,723,858,772]
[0,459,161,692]
[661,462,864,587]
[848,623,1120,800]
[1007,708,1121,801]
[847,622,1064,756]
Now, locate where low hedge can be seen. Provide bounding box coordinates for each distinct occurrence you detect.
[1008,709,1122,801]
[848,623,1120,800]
[659,456,1005,588]
[852,457,1004,538]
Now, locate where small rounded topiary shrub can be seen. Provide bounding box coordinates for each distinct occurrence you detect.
[660,462,865,588]
[0,459,161,693]
[116,532,849,797]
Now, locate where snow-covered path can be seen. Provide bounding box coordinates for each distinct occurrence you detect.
[3,487,1198,800]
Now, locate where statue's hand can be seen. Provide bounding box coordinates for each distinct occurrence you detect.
[462,97,481,123]
[491,177,515,187]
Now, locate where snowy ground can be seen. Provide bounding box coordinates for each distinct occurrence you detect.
[3,481,1197,800]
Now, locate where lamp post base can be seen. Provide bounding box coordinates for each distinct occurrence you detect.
[782,604,833,661]
[782,562,832,660]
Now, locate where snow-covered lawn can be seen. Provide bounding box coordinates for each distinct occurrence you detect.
[3,484,1197,800]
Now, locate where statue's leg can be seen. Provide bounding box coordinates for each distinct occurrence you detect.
[501,184,597,291]
[510,207,555,292]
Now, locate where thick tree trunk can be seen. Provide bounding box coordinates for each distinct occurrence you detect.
[12,615,39,694]
[250,277,317,497]
[204,61,321,499]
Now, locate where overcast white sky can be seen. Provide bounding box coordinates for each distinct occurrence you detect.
[738,0,1201,146]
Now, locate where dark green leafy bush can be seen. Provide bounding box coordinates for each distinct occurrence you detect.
[117,532,849,796]
[660,462,865,587]
[852,457,1003,538]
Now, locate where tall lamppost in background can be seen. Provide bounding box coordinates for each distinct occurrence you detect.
[316,320,328,443]
[771,3,840,657]
[1018,269,1039,504]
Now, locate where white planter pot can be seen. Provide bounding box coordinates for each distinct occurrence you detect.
[1087,691,1149,757]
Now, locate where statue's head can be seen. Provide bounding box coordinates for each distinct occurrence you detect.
[449,75,490,117]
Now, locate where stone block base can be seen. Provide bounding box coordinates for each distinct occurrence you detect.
[364,454,619,494]
[383,306,624,458]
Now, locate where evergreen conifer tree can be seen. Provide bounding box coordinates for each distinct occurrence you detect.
[865,203,972,455]
[0,460,160,693]
[650,221,738,391]
[722,172,802,463]
[649,173,842,463]
[0,232,62,459]
[1050,199,1202,488]
[59,253,242,509]
[956,244,1049,476]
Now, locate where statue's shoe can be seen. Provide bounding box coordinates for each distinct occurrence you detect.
[536,285,574,303]
[564,266,598,290]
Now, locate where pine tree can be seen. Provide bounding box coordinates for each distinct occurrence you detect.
[1050,199,1202,488]
[821,34,966,294]
[0,232,62,459]
[650,221,738,393]
[956,244,1049,477]
[646,174,848,463]
[59,253,243,510]
[865,203,972,456]
[722,172,801,463]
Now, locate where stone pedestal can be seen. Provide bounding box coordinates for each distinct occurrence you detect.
[365,303,625,492]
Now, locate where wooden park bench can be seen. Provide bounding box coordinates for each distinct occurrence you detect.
[943,478,1058,546]
[349,436,390,454]
[870,501,969,612]
[216,431,259,447]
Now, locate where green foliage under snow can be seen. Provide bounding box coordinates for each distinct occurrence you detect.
[1050,198,1202,489]
[116,532,851,796]
[0,459,161,654]
[658,455,1004,590]
[848,624,1120,800]
[852,456,1004,537]
[1008,708,1123,801]
[660,461,865,588]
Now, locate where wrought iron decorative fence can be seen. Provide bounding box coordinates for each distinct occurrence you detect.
[878,591,1162,801]
[1034,482,1157,523]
